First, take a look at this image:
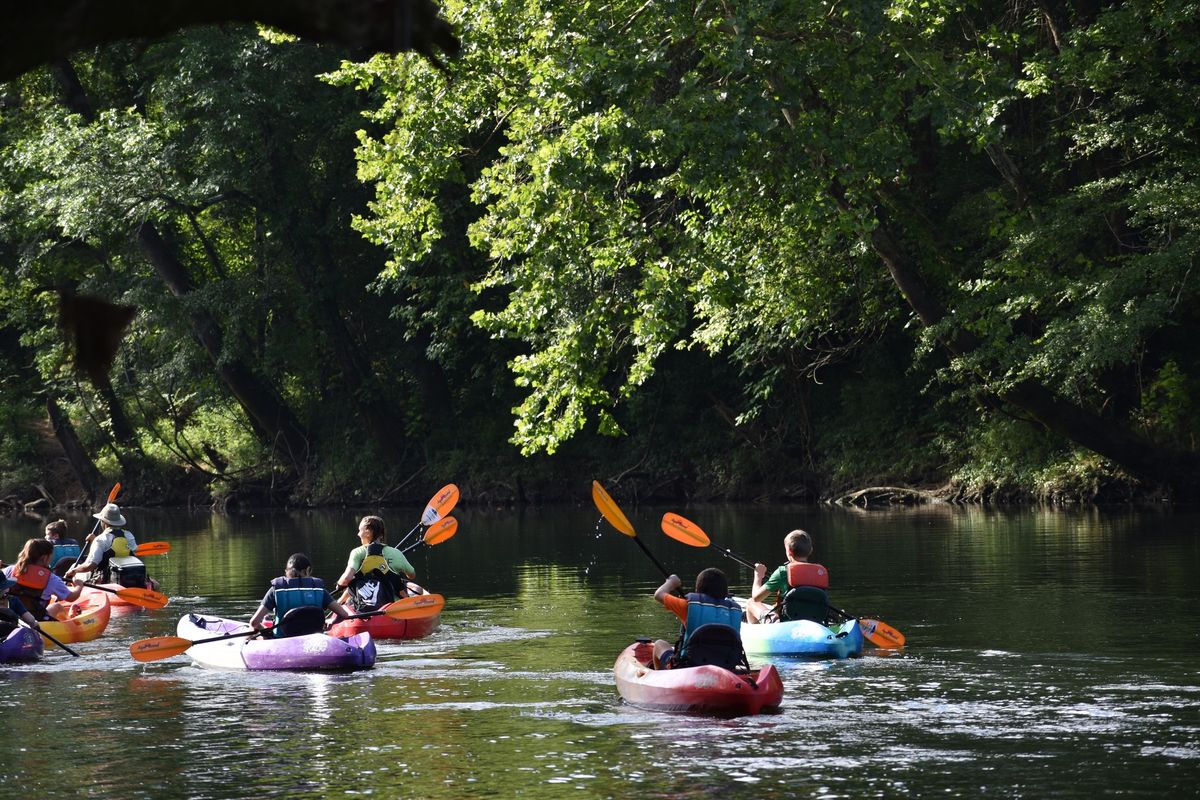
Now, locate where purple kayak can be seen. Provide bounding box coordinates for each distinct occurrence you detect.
[176,613,376,671]
[0,625,45,663]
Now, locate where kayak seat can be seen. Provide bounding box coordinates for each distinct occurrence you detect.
[679,624,749,672]
[275,606,327,638]
[782,586,830,625]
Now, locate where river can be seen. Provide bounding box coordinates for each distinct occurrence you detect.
[1,503,1197,798]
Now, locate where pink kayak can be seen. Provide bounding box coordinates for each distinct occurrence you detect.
[613,641,784,716]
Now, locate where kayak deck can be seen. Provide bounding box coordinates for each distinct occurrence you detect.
[177,613,376,671]
[740,616,864,659]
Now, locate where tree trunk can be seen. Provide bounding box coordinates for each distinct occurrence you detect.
[46,395,102,499]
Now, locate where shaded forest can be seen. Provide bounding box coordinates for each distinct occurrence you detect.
[1,0,1197,509]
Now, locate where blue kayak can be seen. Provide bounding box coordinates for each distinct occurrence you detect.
[740,617,864,659]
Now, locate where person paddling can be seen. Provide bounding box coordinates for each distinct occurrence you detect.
[332,516,421,613]
[0,575,42,637]
[249,553,352,638]
[746,529,831,625]
[64,503,154,589]
[650,567,745,670]
[4,539,84,621]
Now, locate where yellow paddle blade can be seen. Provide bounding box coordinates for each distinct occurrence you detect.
[423,516,458,546]
[859,618,906,648]
[133,541,171,556]
[129,635,192,662]
[421,483,460,525]
[382,593,445,619]
[660,512,710,547]
[591,481,635,537]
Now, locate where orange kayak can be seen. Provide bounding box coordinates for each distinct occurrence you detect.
[614,641,784,716]
[326,607,440,640]
[81,581,161,612]
[41,592,111,645]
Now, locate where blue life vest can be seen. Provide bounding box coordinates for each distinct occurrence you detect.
[270,576,328,625]
[678,593,743,660]
[51,542,82,567]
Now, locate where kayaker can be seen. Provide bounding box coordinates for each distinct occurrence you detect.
[64,503,155,589]
[650,567,744,669]
[3,539,84,620]
[332,515,417,612]
[745,529,831,624]
[248,553,353,637]
[44,519,81,575]
[0,575,43,637]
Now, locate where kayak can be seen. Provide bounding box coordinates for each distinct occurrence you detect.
[81,581,163,612]
[613,641,783,716]
[176,613,376,671]
[740,617,864,659]
[326,604,440,641]
[0,625,45,663]
[40,592,111,646]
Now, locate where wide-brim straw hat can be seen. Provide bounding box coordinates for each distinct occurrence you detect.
[93,503,126,528]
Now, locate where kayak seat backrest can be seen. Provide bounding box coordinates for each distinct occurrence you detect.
[275,606,327,638]
[680,624,748,672]
[782,586,830,625]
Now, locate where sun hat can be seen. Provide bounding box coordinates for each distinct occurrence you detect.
[93,503,126,528]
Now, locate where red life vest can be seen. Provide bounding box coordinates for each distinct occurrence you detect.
[786,562,829,589]
[11,564,52,618]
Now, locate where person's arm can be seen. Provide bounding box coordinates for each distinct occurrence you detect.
[64,537,104,579]
[7,598,38,629]
[325,597,352,622]
[247,605,269,631]
[334,549,364,591]
[654,574,682,604]
[751,563,770,602]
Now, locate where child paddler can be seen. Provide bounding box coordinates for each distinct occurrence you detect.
[650,567,744,669]
[746,529,831,624]
[3,539,84,621]
[248,553,352,638]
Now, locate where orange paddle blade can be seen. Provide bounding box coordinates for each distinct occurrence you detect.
[129,635,192,662]
[382,593,445,619]
[421,484,460,525]
[107,482,122,503]
[660,512,710,547]
[133,541,171,556]
[115,586,170,610]
[859,618,906,649]
[591,481,635,537]
[423,516,458,546]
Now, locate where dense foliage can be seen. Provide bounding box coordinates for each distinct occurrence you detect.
[1,1,1198,506]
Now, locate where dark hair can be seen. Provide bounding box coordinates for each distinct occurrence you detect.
[15,538,54,575]
[285,553,312,577]
[45,519,68,537]
[785,530,813,560]
[694,567,729,599]
[359,515,386,542]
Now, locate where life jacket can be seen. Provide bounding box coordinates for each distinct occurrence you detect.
[10,565,51,619]
[270,576,327,635]
[677,593,743,662]
[51,541,82,571]
[97,531,137,581]
[783,562,831,624]
[348,543,405,612]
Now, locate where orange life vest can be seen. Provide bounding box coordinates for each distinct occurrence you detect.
[11,564,52,618]
[786,562,829,589]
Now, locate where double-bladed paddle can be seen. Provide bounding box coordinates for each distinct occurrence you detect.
[395,484,460,550]
[402,516,458,554]
[82,582,169,610]
[659,512,906,649]
[592,480,672,579]
[127,594,447,663]
[132,541,170,557]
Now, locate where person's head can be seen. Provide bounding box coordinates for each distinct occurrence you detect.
[15,538,54,573]
[694,567,729,599]
[93,503,126,530]
[784,530,813,561]
[357,515,386,544]
[44,519,67,541]
[284,553,313,578]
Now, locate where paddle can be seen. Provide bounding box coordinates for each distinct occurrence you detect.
[402,516,458,554]
[82,582,169,610]
[22,619,80,657]
[132,541,170,557]
[591,480,672,579]
[128,594,447,663]
[395,483,460,550]
[660,512,906,649]
[71,481,121,569]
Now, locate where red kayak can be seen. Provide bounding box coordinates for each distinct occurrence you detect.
[613,641,784,716]
[326,607,440,640]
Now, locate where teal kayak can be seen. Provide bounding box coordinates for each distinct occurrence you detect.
[740,617,864,659]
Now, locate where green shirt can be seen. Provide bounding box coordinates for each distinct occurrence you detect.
[761,564,791,599]
[346,544,415,578]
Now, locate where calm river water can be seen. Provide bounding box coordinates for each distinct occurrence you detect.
[0,502,1197,798]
